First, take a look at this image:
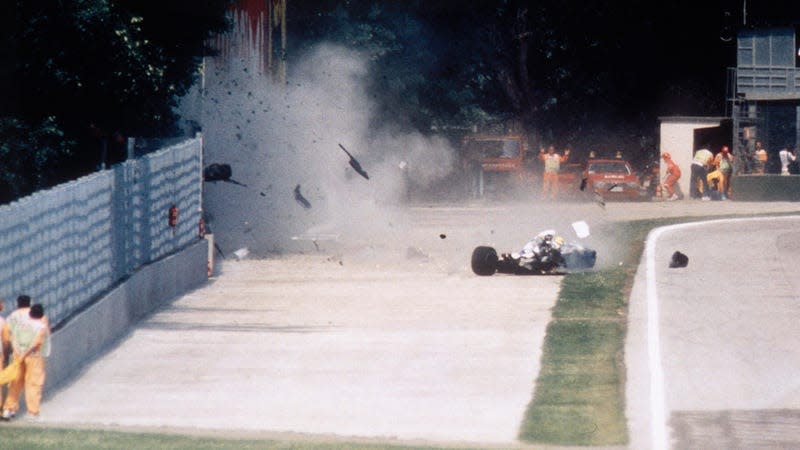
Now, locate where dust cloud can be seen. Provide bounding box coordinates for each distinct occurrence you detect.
[179,43,628,273]
[181,44,458,256]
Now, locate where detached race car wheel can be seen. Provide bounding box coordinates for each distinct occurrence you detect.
[471,246,499,276]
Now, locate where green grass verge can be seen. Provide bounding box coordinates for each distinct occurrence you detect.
[517,269,629,445]
[0,425,481,450]
[518,218,666,445]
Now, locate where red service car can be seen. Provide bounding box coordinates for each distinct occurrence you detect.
[582,159,644,201]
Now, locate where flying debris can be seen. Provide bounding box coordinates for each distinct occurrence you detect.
[233,248,250,260]
[338,143,369,180]
[203,163,248,186]
[593,192,606,209]
[294,184,312,209]
[571,221,591,239]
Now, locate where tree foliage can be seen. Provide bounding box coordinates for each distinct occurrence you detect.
[287,0,750,161]
[0,117,75,202]
[0,0,232,204]
[2,0,797,204]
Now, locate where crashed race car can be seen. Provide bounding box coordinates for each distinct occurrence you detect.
[471,229,596,276]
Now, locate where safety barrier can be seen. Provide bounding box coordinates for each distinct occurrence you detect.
[0,135,203,327]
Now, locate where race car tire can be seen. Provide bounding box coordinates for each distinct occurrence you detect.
[471,246,498,276]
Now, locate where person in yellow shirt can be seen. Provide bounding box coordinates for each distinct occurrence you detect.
[2,300,50,420]
[713,146,733,199]
[706,168,722,191]
[538,145,570,200]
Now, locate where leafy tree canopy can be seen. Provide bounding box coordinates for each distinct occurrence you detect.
[287,0,795,163]
[0,0,232,204]
[287,2,640,154]
[2,0,797,204]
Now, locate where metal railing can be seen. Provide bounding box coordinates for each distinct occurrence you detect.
[0,136,203,326]
[731,66,800,100]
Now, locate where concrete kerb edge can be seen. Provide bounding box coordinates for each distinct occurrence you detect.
[44,239,209,398]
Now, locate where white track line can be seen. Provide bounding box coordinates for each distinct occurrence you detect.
[645,225,669,450]
[644,215,800,450]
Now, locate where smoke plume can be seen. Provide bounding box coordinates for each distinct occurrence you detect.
[180,44,458,256]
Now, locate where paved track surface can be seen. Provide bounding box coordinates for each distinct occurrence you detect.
[36,200,800,447]
[626,215,800,449]
[41,257,560,444]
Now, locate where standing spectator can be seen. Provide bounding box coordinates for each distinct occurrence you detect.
[754,141,768,174]
[691,148,714,200]
[2,295,31,420]
[714,146,734,199]
[538,145,570,200]
[661,152,682,201]
[2,303,50,421]
[2,296,29,420]
[779,147,796,175]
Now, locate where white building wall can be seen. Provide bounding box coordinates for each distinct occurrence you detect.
[659,118,724,196]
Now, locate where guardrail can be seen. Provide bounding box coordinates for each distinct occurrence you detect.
[0,135,203,327]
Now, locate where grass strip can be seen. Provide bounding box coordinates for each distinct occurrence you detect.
[518,218,664,445]
[518,269,629,445]
[0,425,483,450]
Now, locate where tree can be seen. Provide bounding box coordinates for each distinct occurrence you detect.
[287,1,742,165]
[0,117,75,204]
[0,0,232,204]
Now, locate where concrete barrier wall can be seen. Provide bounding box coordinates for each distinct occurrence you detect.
[46,239,209,394]
[732,175,800,201]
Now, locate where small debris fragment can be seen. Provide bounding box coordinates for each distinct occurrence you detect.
[593,192,605,209]
[406,246,429,261]
[233,248,249,260]
[294,184,312,209]
[338,143,369,180]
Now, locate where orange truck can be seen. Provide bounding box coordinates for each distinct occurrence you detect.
[461,133,529,197]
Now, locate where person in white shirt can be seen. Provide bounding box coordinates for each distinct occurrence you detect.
[779,147,796,175]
